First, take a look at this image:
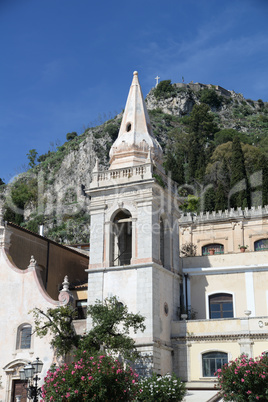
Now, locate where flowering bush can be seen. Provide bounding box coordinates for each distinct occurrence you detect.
[41,352,139,401]
[216,353,268,401]
[137,373,186,401]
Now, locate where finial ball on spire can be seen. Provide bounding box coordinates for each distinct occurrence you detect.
[133,71,138,76]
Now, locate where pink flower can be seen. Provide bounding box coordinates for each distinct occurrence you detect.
[81,376,85,381]
[74,390,78,394]
[241,378,245,382]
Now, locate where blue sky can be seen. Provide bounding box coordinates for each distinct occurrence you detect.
[1,0,268,182]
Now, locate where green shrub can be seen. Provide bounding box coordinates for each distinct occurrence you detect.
[216,353,268,401]
[66,132,78,141]
[246,99,255,107]
[199,88,223,108]
[104,123,119,141]
[153,173,165,188]
[25,214,44,233]
[138,373,186,401]
[154,80,176,99]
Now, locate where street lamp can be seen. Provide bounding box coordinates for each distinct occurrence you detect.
[19,357,44,401]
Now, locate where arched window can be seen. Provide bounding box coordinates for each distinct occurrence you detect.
[254,239,268,251]
[111,210,132,266]
[126,123,131,132]
[17,324,32,349]
[209,293,233,319]
[202,352,228,377]
[202,243,224,255]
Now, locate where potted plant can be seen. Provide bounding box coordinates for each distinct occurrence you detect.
[209,248,215,255]
[180,242,197,257]
[239,244,248,253]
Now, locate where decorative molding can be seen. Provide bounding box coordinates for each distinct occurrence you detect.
[183,264,268,276]
[173,332,268,342]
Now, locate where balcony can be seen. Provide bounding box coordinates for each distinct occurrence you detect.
[172,316,268,339]
[181,250,268,274]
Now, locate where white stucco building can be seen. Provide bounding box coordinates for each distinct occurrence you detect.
[0,220,88,401]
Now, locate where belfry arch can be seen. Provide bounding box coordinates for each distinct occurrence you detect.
[111,209,132,266]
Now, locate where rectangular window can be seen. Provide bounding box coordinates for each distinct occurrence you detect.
[202,352,228,377]
[18,326,32,349]
[209,294,233,319]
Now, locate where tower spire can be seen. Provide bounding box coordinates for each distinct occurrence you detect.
[109,71,163,169]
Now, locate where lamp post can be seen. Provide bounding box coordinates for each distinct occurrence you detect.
[19,357,44,401]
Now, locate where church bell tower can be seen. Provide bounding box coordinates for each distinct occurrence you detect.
[86,71,181,375]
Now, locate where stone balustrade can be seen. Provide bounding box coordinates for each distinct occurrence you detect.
[179,205,268,223]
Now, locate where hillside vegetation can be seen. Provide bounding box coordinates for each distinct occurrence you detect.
[1,80,268,243]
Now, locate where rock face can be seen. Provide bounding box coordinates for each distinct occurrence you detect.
[38,132,111,242]
[146,89,196,116]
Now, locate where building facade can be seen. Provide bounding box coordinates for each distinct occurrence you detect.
[0,219,88,401]
[86,72,268,386]
[176,207,268,387]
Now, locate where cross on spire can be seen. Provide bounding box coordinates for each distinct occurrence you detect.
[155,75,160,87]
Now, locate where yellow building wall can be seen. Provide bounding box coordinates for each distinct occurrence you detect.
[189,341,240,381]
[180,214,268,255]
[190,272,247,319]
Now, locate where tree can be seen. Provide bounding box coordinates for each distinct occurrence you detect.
[188,103,218,144]
[199,88,223,108]
[66,132,78,141]
[0,178,4,185]
[230,136,250,209]
[214,129,251,147]
[206,142,262,179]
[204,186,216,212]
[104,123,119,141]
[26,149,38,168]
[180,195,199,213]
[187,104,218,182]
[80,296,145,360]
[256,154,268,207]
[164,150,185,185]
[215,182,228,211]
[32,296,145,360]
[31,305,80,357]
